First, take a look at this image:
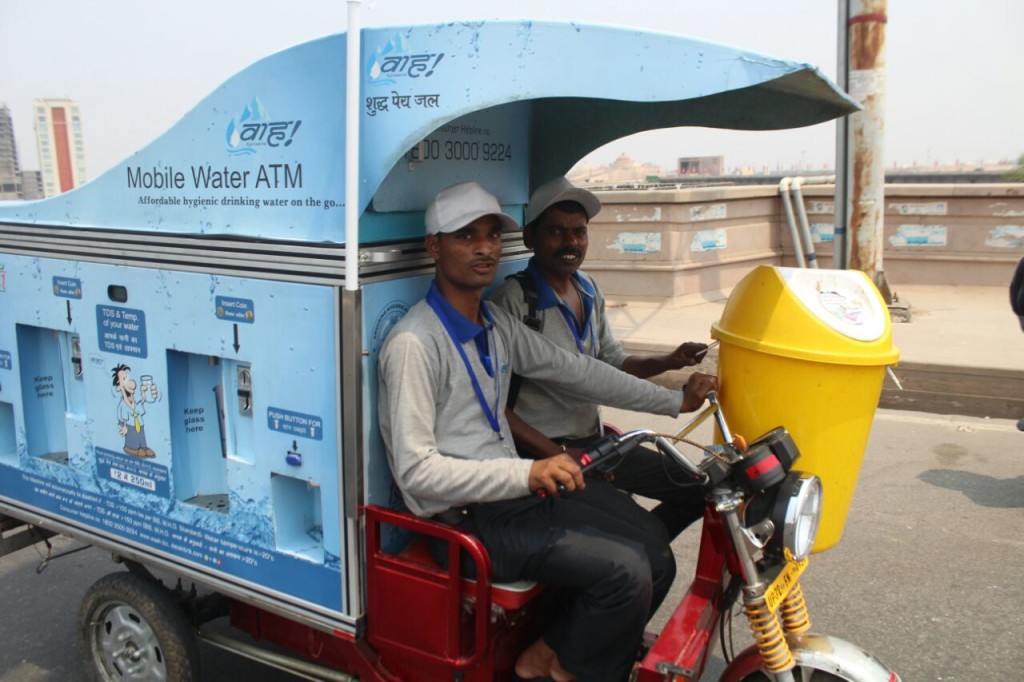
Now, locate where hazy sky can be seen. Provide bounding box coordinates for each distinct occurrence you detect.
[2,0,1022,177]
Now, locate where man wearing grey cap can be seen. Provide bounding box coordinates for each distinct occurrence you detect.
[489,176,711,540]
[377,181,716,681]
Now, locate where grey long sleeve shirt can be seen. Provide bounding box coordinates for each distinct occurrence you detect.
[488,268,629,440]
[377,296,683,517]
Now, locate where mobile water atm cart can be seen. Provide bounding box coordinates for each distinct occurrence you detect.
[0,19,865,682]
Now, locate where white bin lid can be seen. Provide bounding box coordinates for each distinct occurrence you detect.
[778,267,887,342]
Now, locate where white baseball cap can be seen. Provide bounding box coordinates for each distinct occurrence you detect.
[524,177,602,224]
[425,181,519,235]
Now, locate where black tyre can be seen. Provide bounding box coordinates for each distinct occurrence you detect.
[78,571,199,681]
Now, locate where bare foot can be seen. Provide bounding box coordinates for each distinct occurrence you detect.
[515,638,556,679]
[514,638,577,681]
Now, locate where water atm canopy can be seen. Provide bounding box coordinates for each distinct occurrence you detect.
[0,21,859,243]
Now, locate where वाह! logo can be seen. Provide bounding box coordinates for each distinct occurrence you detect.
[367,33,445,87]
[226,97,303,156]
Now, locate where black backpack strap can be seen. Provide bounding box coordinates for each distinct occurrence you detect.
[506,271,542,410]
[506,373,524,411]
[511,270,543,332]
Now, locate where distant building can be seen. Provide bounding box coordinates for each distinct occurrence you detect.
[34,98,87,196]
[0,104,21,200]
[677,156,724,176]
[19,170,44,200]
[569,154,666,187]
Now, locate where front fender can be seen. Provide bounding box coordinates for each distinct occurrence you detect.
[718,633,900,682]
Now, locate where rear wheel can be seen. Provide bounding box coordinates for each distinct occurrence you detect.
[78,571,198,681]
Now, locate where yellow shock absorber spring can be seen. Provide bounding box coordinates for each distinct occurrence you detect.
[743,596,794,673]
[779,582,811,635]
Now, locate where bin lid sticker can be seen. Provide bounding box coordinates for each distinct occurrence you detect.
[782,268,887,342]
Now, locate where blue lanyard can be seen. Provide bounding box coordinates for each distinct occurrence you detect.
[550,277,597,355]
[555,295,595,354]
[525,263,598,355]
[426,287,504,439]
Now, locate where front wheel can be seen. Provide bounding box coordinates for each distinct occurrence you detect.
[720,633,900,682]
[78,571,199,681]
[738,667,845,681]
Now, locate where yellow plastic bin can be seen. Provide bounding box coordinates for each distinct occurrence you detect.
[710,265,900,552]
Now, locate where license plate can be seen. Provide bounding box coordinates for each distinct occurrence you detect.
[764,556,809,613]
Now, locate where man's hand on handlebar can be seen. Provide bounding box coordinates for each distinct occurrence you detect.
[529,454,585,497]
[681,372,718,413]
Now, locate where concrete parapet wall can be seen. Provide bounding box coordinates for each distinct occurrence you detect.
[587,183,1024,302]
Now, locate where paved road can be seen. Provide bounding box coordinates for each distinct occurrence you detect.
[0,537,298,681]
[1,408,1021,681]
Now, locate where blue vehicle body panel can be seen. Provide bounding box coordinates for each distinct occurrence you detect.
[0,21,855,625]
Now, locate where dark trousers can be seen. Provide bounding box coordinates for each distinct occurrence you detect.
[447,478,676,682]
[555,436,706,540]
[605,443,706,539]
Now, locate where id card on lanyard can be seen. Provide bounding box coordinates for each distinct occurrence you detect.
[426,285,505,440]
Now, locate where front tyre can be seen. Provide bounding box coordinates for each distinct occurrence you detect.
[721,633,900,682]
[737,667,845,681]
[78,571,199,682]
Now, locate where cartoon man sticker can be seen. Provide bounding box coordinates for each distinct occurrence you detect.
[112,363,157,458]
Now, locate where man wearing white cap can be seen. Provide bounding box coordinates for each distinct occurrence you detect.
[489,177,711,540]
[377,181,716,681]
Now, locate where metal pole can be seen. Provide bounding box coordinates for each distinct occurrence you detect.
[342,0,364,629]
[792,176,836,269]
[846,0,892,302]
[779,177,806,268]
[344,0,362,291]
[834,0,851,270]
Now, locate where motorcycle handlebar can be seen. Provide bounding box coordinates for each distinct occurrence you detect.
[653,435,708,484]
[553,392,727,492]
[578,429,706,484]
[577,429,654,473]
[550,430,658,494]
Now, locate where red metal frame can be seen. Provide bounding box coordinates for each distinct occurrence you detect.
[365,505,495,670]
[229,600,400,681]
[362,504,551,681]
[223,502,757,682]
[227,505,552,681]
[360,488,748,682]
[226,500,747,682]
[635,509,735,682]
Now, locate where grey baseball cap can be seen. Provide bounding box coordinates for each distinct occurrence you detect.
[425,181,519,235]
[524,176,602,224]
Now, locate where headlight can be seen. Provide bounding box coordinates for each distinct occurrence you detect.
[772,473,823,561]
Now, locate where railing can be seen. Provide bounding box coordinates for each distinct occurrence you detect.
[584,183,1024,302]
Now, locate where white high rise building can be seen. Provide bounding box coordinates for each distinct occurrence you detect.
[0,104,21,200]
[34,98,87,196]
